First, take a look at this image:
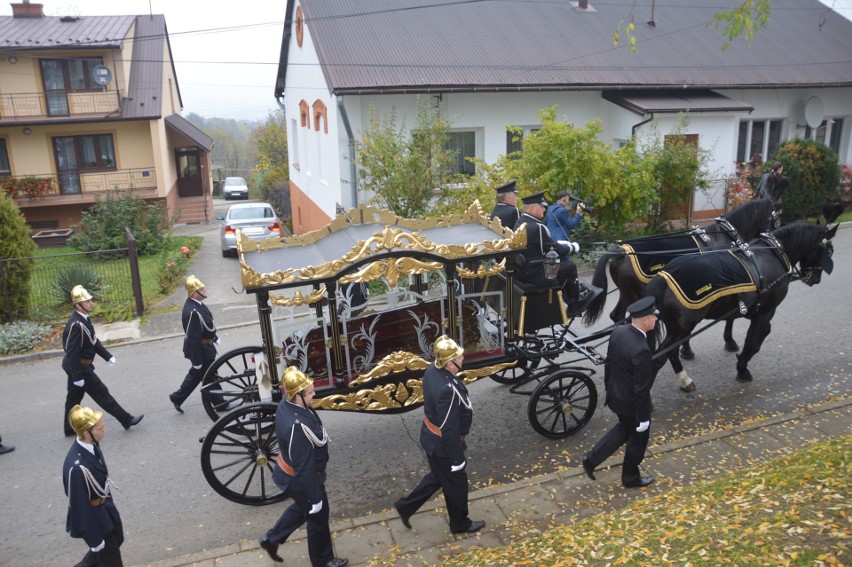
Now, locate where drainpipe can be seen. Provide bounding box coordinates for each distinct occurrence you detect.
[632,113,655,138]
[336,96,358,208]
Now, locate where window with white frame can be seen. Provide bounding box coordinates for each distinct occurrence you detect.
[737,119,783,163]
[506,126,541,156]
[444,131,476,176]
[805,118,844,156]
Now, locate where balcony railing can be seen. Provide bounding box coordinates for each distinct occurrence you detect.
[0,90,121,121]
[3,168,158,204]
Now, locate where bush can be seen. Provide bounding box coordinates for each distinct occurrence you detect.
[0,320,53,355]
[157,241,198,294]
[773,139,840,222]
[0,193,38,323]
[50,264,107,307]
[68,190,171,255]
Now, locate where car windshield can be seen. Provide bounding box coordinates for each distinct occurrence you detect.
[229,207,274,220]
[225,178,246,186]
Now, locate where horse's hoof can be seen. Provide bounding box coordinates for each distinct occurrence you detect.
[679,382,696,393]
[736,370,753,382]
[680,348,695,361]
[725,342,740,353]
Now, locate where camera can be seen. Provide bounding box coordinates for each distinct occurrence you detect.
[568,196,594,214]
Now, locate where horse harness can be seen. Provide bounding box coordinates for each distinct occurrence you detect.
[734,232,794,316]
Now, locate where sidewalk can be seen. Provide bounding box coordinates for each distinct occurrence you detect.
[141,397,851,567]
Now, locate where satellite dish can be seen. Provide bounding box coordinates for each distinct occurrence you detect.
[804,96,824,129]
[92,64,113,87]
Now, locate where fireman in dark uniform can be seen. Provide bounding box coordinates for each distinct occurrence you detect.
[62,285,142,436]
[394,335,485,534]
[489,180,520,230]
[169,275,219,413]
[63,404,125,566]
[259,367,348,567]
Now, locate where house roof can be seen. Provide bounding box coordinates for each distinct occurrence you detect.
[276,0,852,97]
[165,113,214,151]
[0,13,179,120]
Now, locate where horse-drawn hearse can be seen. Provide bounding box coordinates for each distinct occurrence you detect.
[197,199,839,506]
[197,202,614,505]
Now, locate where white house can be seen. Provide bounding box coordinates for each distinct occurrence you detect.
[275,0,852,234]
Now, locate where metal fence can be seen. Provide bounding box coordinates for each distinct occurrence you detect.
[0,248,135,322]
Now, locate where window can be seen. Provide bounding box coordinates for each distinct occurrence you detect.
[806,118,844,156]
[40,57,104,116]
[736,119,782,163]
[52,134,116,194]
[506,126,540,156]
[0,139,10,178]
[290,118,300,169]
[445,131,476,176]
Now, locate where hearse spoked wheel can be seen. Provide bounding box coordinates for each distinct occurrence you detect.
[199,402,287,506]
[490,336,545,384]
[201,345,265,422]
[528,369,597,439]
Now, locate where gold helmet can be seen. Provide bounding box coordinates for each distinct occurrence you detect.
[68,404,103,438]
[433,335,464,368]
[71,285,93,304]
[185,275,205,296]
[283,366,313,401]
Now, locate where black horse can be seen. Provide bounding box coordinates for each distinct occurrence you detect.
[585,199,777,358]
[645,222,837,391]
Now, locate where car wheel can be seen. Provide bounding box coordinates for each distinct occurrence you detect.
[222,249,230,258]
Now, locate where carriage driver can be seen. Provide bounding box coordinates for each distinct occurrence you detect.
[514,192,599,316]
[259,367,348,567]
[490,179,520,229]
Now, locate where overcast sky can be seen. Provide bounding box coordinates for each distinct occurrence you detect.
[2,0,850,122]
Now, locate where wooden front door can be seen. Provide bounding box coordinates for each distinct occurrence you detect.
[176,148,203,197]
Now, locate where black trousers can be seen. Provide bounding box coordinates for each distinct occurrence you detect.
[586,413,650,482]
[64,368,133,435]
[170,357,214,407]
[395,452,472,533]
[74,518,124,567]
[266,484,333,567]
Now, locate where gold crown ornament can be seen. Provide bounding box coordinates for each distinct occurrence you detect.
[68,405,103,438]
[283,366,313,401]
[185,275,205,296]
[433,335,464,368]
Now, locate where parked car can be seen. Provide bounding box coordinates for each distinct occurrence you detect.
[222,176,249,200]
[218,203,281,257]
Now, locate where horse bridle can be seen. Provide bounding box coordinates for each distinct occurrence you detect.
[799,238,834,286]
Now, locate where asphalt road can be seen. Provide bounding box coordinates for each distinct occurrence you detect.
[1,223,849,567]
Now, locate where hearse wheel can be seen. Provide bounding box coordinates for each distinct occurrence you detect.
[528,369,597,439]
[199,402,287,506]
[201,345,265,422]
[490,336,545,384]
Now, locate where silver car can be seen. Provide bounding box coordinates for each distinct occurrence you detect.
[218,203,281,257]
[222,176,249,200]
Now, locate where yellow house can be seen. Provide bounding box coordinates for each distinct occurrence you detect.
[0,2,214,242]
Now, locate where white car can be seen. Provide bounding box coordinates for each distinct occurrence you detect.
[222,176,249,200]
[218,203,281,257]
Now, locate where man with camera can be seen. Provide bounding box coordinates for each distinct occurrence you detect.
[545,190,586,244]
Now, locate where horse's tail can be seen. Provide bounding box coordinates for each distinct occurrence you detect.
[583,248,619,325]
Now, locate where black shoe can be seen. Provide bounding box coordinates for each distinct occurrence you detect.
[169,396,184,414]
[568,285,603,316]
[325,559,348,567]
[453,519,485,534]
[258,536,283,563]
[395,503,412,529]
[0,444,15,455]
[581,453,596,480]
[623,475,654,488]
[123,415,144,430]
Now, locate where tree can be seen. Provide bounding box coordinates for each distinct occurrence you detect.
[0,193,38,322]
[356,98,458,218]
[773,139,840,222]
[251,110,289,202]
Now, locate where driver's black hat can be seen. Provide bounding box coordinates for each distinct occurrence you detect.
[521,192,548,207]
[627,296,659,318]
[496,180,519,194]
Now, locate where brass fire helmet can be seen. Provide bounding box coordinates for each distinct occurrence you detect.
[433,335,464,369]
[71,285,93,304]
[68,404,103,438]
[185,275,205,297]
[283,366,313,401]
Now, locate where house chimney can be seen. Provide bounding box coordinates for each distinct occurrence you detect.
[11,1,45,18]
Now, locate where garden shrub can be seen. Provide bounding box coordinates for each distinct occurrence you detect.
[157,240,199,294]
[68,190,171,255]
[773,139,840,222]
[0,193,38,323]
[0,320,52,355]
[50,264,107,307]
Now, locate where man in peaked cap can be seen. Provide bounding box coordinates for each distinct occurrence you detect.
[64,404,125,566]
[169,275,220,413]
[62,285,142,436]
[514,192,593,316]
[581,296,658,488]
[394,336,485,535]
[489,180,520,230]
